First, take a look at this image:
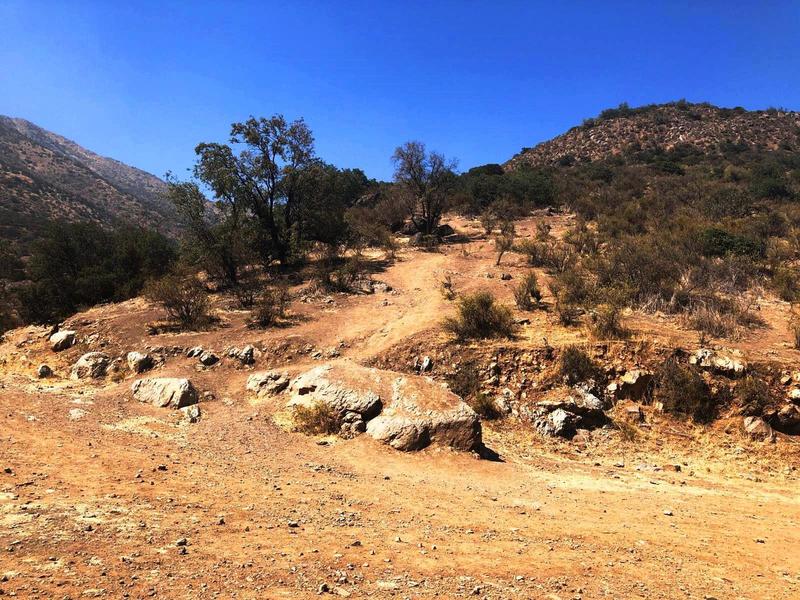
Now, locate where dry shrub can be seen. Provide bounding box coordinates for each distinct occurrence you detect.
[469,392,501,420]
[292,402,339,434]
[736,376,771,416]
[589,303,629,339]
[614,418,640,442]
[549,266,593,325]
[654,357,715,423]
[252,286,290,327]
[792,312,800,350]
[443,291,515,340]
[514,271,542,310]
[494,220,516,266]
[440,275,456,300]
[681,295,764,340]
[479,210,497,235]
[144,273,210,329]
[558,345,599,385]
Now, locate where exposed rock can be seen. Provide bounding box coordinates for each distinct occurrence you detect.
[773,404,800,434]
[186,346,204,358]
[126,351,153,374]
[690,348,746,376]
[416,356,433,373]
[49,330,76,352]
[180,404,201,423]
[246,371,290,397]
[227,345,255,365]
[70,352,111,380]
[132,377,199,409]
[287,363,482,452]
[198,351,219,366]
[37,364,53,378]
[743,416,774,441]
[532,387,608,439]
[788,388,800,404]
[500,273,512,281]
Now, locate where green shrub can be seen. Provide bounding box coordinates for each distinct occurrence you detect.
[654,357,715,423]
[558,345,599,385]
[443,291,515,339]
[514,272,542,310]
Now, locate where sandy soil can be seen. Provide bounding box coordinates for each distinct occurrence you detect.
[1,213,799,599]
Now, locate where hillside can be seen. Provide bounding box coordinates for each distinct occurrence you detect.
[0,116,180,245]
[506,101,800,169]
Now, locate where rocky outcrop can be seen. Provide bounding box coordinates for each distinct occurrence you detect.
[247,371,290,397]
[70,352,111,379]
[127,351,153,373]
[743,416,774,441]
[282,363,482,452]
[689,348,746,377]
[227,345,256,365]
[531,387,608,439]
[49,330,76,352]
[132,377,198,409]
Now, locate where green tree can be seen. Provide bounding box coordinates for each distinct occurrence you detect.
[392,141,457,235]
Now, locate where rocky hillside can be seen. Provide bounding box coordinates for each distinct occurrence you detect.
[0,116,180,245]
[506,101,800,169]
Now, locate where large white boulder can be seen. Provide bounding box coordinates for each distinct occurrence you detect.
[132,377,198,408]
[285,363,482,452]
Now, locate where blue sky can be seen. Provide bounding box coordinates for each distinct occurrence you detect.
[1,1,799,181]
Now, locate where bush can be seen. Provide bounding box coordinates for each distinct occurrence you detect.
[479,210,497,235]
[589,302,629,339]
[773,266,800,301]
[252,286,290,327]
[736,376,771,416]
[292,402,339,434]
[549,266,593,325]
[468,392,501,420]
[681,295,764,340]
[654,357,715,423]
[514,272,542,310]
[145,274,210,329]
[443,291,516,339]
[440,275,456,300]
[558,345,599,385]
[494,220,516,266]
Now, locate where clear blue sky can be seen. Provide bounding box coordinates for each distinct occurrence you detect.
[1,1,799,182]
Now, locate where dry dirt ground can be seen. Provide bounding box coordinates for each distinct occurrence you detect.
[1,213,799,599]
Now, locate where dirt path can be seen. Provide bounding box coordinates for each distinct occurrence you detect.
[2,213,800,598]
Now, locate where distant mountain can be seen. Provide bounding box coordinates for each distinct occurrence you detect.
[0,116,180,246]
[506,101,800,169]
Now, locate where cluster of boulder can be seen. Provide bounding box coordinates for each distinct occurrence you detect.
[247,362,482,453]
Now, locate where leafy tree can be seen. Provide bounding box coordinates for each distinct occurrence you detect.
[392,141,457,235]
[192,115,316,265]
[166,176,250,287]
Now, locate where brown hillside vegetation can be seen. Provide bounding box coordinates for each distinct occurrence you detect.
[506,101,800,169]
[0,116,179,245]
[1,213,799,599]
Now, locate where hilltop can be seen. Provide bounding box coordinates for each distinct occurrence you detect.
[0,116,179,245]
[506,101,800,169]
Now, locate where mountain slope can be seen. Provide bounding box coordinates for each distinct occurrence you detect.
[506,101,800,169]
[0,116,179,245]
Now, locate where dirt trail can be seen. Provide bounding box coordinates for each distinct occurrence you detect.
[2,213,800,599]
